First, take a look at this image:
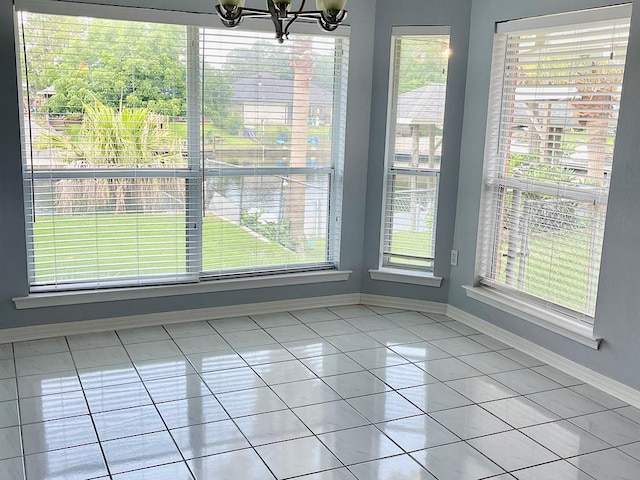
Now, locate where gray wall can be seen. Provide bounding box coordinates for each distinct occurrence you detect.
[449,0,640,389]
[361,0,472,302]
[0,0,375,330]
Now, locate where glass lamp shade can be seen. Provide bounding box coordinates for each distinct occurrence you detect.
[316,0,347,11]
[219,0,245,7]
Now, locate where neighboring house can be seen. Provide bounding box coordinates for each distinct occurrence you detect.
[231,74,333,126]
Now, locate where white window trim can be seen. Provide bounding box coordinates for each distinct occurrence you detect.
[463,285,600,349]
[369,268,442,287]
[13,270,352,309]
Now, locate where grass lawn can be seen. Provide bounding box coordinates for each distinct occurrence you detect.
[32,214,326,284]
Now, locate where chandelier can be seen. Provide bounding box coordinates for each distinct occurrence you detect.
[215,0,348,43]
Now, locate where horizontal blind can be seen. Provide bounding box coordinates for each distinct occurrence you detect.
[479,8,630,321]
[199,29,348,277]
[18,10,348,291]
[382,32,450,271]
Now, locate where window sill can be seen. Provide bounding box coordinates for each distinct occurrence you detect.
[13,270,353,310]
[463,285,601,349]
[369,269,443,287]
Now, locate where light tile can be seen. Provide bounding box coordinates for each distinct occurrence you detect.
[134,357,196,382]
[411,442,504,480]
[308,320,360,337]
[78,363,140,389]
[252,359,316,385]
[17,371,80,398]
[291,308,340,323]
[220,330,276,349]
[0,400,19,428]
[171,419,249,459]
[445,376,518,403]
[173,334,230,355]
[0,426,22,459]
[66,331,120,351]
[384,311,435,327]
[398,383,473,413]
[71,345,129,369]
[20,391,89,424]
[14,337,68,358]
[617,406,640,425]
[442,321,480,335]
[347,347,410,369]
[417,357,483,382]
[251,311,300,328]
[265,324,319,343]
[124,340,182,362]
[84,381,152,413]
[347,391,422,423]
[209,316,260,333]
[200,367,266,394]
[282,339,341,359]
[235,409,312,446]
[93,405,165,441]
[155,395,228,429]
[568,448,640,480]
[407,323,460,341]
[388,342,451,363]
[365,305,405,315]
[0,457,25,480]
[302,353,363,377]
[258,436,342,478]
[186,351,246,373]
[296,468,357,480]
[569,410,640,446]
[216,387,288,418]
[0,359,15,380]
[490,368,562,395]
[15,352,75,377]
[188,449,275,479]
[521,420,611,458]
[345,316,397,332]
[329,305,375,319]
[458,352,522,375]
[378,415,459,452]
[532,365,582,386]
[322,371,390,399]
[350,455,437,480]
[569,384,628,409]
[163,321,215,339]
[513,460,594,480]
[469,430,558,471]
[117,326,170,345]
[0,345,12,361]
[527,388,606,418]
[366,328,425,346]
[430,405,512,440]
[319,425,402,465]
[22,415,97,455]
[144,374,210,404]
[25,443,108,480]
[620,442,640,461]
[481,397,560,428]
[430,337,490,356]
[102,431,182,475]
[325,332,383,352]
[0,378,17,402]
[272,378,342,408]
[112,462,194,480]
[468,334,510,351]
[293,400,369,434]
[500,349,545,368]
[371,363,439,390]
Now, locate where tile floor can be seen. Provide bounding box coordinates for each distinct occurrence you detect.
[1,304,640,479]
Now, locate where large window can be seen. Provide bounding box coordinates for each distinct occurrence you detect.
[17,7,348,291]
[478,6,631,321]
[380,27,451,272]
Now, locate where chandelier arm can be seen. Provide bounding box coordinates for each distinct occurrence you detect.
[266,0,286,43]
[283,0,305,39]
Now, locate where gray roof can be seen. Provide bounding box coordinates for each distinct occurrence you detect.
[231,74,332,106]
[396,84,447,125]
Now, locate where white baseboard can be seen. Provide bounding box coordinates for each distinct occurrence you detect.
[0,293,362,344]
[447,305,640,410]
[360,294,448,315]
